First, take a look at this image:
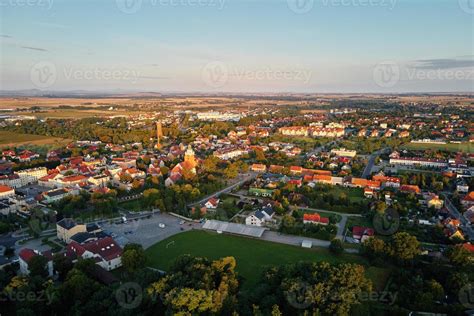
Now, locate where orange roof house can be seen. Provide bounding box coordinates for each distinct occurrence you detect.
[289,166,303,174]
[351,178,368,187]
[400,185,421,194]
[461,192,474,207]
[251,164,267,172]
[303,213,329,225]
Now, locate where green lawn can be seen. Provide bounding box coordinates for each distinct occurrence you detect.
[346,216,374,230]
[402,142,473,153]
[145,230,386,290]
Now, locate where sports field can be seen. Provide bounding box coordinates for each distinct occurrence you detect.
[402,142,472,153]
[145,230,388,290]
[0,131,69,147]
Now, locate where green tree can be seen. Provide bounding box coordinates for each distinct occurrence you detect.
[122,243,146,274]
[53,254,73,281]
[362,237,386,260]
[147,255,239,314]
[329,238,344,255]
[28,255,48,278]
[446,245,472,266]
[387,232,420,261]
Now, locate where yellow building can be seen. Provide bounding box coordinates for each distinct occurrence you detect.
[56,218,86,243]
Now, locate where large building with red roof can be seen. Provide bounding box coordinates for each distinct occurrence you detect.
[65,237,123,271]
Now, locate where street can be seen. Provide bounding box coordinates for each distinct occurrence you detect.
[442,194,474,241]
[188,172,256,207]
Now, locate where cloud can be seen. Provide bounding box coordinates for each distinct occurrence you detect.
[409,57,474,70]
[0,35,12,38]
[21,46,49,52]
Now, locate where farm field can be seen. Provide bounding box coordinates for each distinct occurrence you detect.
[402,142,473,153]
[145,230,388,290]
[0,131,69,147]
[10,109,139,119]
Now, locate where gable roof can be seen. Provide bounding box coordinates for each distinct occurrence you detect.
[57,218,78,230]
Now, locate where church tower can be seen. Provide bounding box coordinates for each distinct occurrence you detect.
[156,121,163,144]
[184,144,197,168]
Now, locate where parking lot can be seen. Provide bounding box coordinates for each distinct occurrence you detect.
[101,213,202,249]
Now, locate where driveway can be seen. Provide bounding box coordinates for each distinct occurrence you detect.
[262,231,330,248]
[188,173,256,207]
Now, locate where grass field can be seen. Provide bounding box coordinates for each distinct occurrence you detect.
[13,109,139,119]
[403,142,472,153]
[0,131,69,147]
[145,230,388,290]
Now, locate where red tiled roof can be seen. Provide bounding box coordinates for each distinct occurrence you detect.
[400,185,421,194]
[0,184,13,193]
[67,237,122,261]
[62,175,88,182]
[463,192,474,203]
[462,243,474,253]
[352,226,375,238]
[19,248,36,262]
[303,213,329,224]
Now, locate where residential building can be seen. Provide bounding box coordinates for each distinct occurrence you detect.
[65,237,123,271]
[19,248,54,277]
[303,213,329,225]
[389,157,448,168]
[0,185,15,198]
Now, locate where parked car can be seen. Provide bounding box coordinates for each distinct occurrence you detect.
[159,223,165,228]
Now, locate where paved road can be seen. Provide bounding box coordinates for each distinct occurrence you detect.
[262,230,330,247]
[188,173,256,207]
[337,216,348,238]
[299,206,360,238]
[442,194,474,241]
[362,147,390,179]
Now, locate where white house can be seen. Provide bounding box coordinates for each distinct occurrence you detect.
[19,248,54,277]
[245,204,275,226]
[204,197,220,209]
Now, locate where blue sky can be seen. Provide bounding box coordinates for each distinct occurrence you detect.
[1,0,473,93]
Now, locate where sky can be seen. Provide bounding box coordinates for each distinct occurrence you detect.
[0,0,473,93]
